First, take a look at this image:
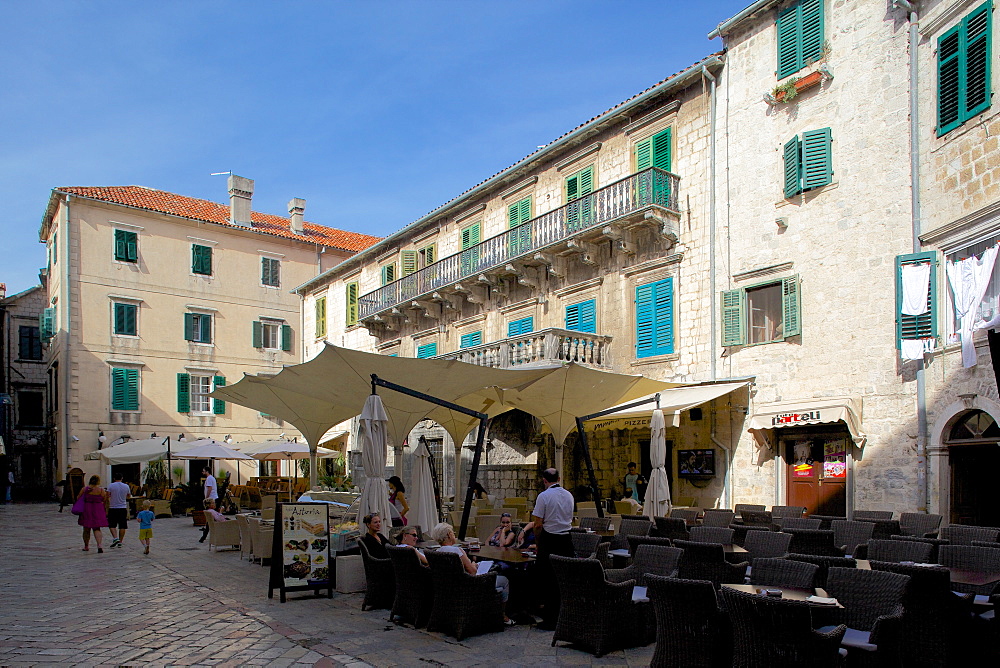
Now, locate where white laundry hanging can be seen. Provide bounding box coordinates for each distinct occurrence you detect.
[901,262,931,315]
[947,244,999,367]
[900,338,936,361]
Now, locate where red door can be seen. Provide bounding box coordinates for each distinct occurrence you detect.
[786,437,847,516]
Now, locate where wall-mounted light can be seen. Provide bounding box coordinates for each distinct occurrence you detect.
[225,434,233,444]
[97,431,106,449]
[150,432,157,438]
[178,433,187,442]
[71,435,80,442]
[775,217,788,230]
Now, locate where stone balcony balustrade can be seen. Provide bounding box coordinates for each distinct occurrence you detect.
[435,327,613,369]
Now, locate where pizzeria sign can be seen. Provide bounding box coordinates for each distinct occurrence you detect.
[771,410,822,427]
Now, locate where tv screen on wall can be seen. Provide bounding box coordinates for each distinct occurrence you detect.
[677,449,716,478]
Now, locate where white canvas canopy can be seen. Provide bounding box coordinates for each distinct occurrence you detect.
[748,396,866,446]
[85,437,171,465]
[584,381,751,431]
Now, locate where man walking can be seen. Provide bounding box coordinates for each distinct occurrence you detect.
[531,467,574,630]
[107,472,131,548]
[203,467,218,507]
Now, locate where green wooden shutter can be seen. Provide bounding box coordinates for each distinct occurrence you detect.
[721,289,747,346]
[115,303,136,336]
[896,252,938,346]
[177,373,190,413]
[579,166,594,196]
[783,135,802,198]
[460,331,483,348]
[315,297,327,337]
[776,2,803,78]
[508,316,534,337]
[401,251,418,276]
[938,24,962,134]
[964,2,992,121]
[184,313,195,341]
[192,245,212,274]
[781,276,802,337]
[346,282,359,326]
[213,376,226,415]
[124,369,138,411]
[461,222,481,250]
[281,324,292,351]
[802,128,832,190]
[635,283,655,357]
[252,320,262,348]
[200,314,212,343]
[125,232,138,262]
[111,368,126,410]
[566,166,594,229]
[636,278,674,356]
[381,263,396,285]
[114,230,127,261]
[416,342,438,358]
[566,299,597,334]
[635,137,652,171]
[423,244,436,264]
[508,197,532,255]
[40,307,54,342]
[651,128,672,171]
[800,0,824,65]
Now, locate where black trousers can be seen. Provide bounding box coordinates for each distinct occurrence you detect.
[537,530,574,624]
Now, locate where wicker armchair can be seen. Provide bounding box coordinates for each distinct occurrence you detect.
[251,519,273,564]
[831,519,874,556]
[647,575,731,667]
[386,545,433,628]
[722,586,846,668]
[786,553,856,588]
[743,529,792,560]
[579,516,612,532]
[701,509,736,527]
[899,512,942,538]
[851,510,894,521]
[938,544,1000,595]
[669,508,700,525]
[940,524,1000,545]
[571,531,601,558]
[358,540,395,612]
[425,549,503,640]
[689,526,735,544]
[860,519,902,540]
[865,538,933,563]
[606,545,683,586]
[150,499,172,518]
[654,516,690,541]
[733,503,765,521]
[786,528,846,557]
[674,539,748,587]
[594,541,612,569]
[626,535,673,556]
[205,515,241,552]
[888,534,949,563]
[868,560,978,667]
[611,517,653,550]
[236,514,255,562]
[749,557,818,589]
[729,524,770,547]
[774,517,821,530]
[822,567,909,658]
[808,514,846,530]
[549,555,649,656]
[740,510,773,528]
[771,505,806,518]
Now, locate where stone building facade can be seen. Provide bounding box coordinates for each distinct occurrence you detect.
[0,283,53,500]
[38,178,379,484]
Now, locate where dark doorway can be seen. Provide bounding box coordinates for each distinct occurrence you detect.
[950,444,1000,527]
[110,463,140,486]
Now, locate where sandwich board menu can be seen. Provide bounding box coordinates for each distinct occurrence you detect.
[268,502,333,602]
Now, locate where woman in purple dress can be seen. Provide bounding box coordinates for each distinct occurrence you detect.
[77,475,109,552]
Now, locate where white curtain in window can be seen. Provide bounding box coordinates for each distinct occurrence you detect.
[947,244,999,367]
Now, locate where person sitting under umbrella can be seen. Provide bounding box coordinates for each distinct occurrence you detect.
[361,512,389,559]
[429,522,514,626]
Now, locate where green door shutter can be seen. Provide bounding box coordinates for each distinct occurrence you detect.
[401,251,418,276]
[776,2,803,79]
[252,320,262,348]
[460,223,481,277]
[111,368,138,411]
[938,25,963,134]
[802,128,832,190]
[177,373,190,413]
[783,135,802,198]
[895,252,938,346]
[184,313,195,341]
[200,314,212,344]
[281,324,292,352]
[213,376,226,415]
[636,279,673,358]
[346,282,359,326]
[566,166,594,230]
[566,299,597,334]
[721,289,747,346]
[508,196,532,256]
[635,137,652,171]
[800,0,824,65]
[781,276,802,337]
[964,2,993,121]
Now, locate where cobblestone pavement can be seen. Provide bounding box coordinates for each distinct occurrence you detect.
[0,503,654,666]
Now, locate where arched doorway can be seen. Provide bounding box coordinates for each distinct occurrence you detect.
[947,410,1000,527]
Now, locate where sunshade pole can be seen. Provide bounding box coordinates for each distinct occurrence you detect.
[575,393,662,518]
[574,417,604,519]
[371,374,488,540]
[165,436,172,487]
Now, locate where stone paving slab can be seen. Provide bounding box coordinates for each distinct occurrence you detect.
[0,503,654,666]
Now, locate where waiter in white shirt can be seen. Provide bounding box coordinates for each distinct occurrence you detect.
[531,467,575,630]
[203,467,218,507]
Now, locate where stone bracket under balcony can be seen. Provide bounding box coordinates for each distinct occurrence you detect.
[436,327,613,369]
[357,167,681,320]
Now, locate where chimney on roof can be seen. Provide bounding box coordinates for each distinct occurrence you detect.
[228,175,254,227]
[288,198,306,235]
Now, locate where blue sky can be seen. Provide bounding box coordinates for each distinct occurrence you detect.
[0,1,749,296]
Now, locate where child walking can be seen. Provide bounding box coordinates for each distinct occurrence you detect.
[136,500,155,555]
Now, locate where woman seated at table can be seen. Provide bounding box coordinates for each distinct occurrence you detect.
[429,522,514,626]
[361,512,389,559]
[488,512,518,548]
[398,527,428,566]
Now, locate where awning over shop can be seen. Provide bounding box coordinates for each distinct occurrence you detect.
[584,381,751,431]
[748,396,866,446]
[84,437,171,465]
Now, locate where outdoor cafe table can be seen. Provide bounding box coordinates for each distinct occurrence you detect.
[856,559,1000,590]
[723,583,843,608]
[469,545,536,565]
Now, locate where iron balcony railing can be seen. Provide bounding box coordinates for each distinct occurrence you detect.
[435,327,613,369]
[359,167,679,319]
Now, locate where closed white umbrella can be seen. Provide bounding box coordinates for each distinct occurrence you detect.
[409,437,437,532]
[643,409,671,518]
[358,394,393,527]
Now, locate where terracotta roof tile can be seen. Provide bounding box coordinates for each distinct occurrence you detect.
[56,185,381,253]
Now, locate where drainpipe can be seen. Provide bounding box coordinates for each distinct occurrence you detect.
[703,65,719,381]
[60,195,72,470]
[896,0,927,512]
